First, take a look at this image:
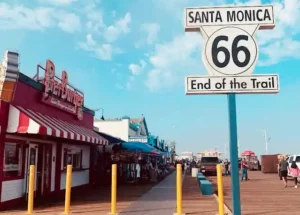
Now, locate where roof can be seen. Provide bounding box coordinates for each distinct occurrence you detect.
[129,116,149,135]
[95,131,124,144]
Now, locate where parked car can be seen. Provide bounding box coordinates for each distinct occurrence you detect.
[199,156,220,175]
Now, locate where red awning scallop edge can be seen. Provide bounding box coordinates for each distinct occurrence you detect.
[6,105,108,145]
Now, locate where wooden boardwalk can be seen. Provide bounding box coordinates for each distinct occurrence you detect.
[210,171,300,215]
[0,181,158,215]
[182,174,218,215]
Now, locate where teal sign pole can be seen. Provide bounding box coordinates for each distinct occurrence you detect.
[228,93,241,215]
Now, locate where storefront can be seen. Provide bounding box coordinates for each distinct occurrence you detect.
[0,51,108,209]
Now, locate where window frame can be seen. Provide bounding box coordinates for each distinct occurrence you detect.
[295,156,300,163]
[2,139,26,181]
[62,146,83,171]
[288,156,294,163]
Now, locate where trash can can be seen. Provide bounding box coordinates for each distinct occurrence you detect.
[192,168,199,177]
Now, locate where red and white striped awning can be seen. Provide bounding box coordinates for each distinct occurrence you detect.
[6,105,108,145]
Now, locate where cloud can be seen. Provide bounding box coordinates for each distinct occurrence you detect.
[125,60,147,89]
[84,2,105,33]
[78,10,131,60]
[252,0,300,65]
[0,2,81,32]
[129,60,147,76]
[37,0,77,6]
[56,11,81,33]
[78,34,122,60]
[145,33,203,92]
[259,39,300,66]
[126,76,135,89]
[103,13,131,42]
[135,23,160,48]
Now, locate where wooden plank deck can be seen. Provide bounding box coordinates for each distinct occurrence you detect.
[182,174,218,215]
[210,171,300,214]
[0,181,159,215]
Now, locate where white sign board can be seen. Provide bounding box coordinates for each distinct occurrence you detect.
[184,5,275,31]
[128,137,148,143]
[184,5,275,77]
[185,74,279,94]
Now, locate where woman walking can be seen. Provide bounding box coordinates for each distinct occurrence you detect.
[290,161,299,188]
[279,157,289,188]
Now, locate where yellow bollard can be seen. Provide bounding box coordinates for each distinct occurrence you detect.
[217,164,225,215]
[110,164,117,215]
[175,164,183,215]
[27,165,35,214]
[64,165,73,214]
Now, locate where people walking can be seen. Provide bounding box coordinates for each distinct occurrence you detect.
[290,161,299,188]
[241,158,248,181]
[224,159,230,176]
[279,157,289,188]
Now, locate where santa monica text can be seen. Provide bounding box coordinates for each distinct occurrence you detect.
[185,5,274,27]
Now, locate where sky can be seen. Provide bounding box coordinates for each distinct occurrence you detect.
[0,0,300,157]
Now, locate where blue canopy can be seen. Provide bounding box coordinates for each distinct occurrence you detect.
[122,142,161,155]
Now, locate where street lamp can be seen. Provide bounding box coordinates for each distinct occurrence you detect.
[259,129,270,154]
[94,108,105,120]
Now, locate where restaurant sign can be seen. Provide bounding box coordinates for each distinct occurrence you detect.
[42,60,84,120]
[128,137,148,143]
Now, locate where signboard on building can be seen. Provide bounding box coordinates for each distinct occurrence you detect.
[128,137,148,143]
[42,60,84,120]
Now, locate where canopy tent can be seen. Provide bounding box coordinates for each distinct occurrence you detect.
[241,150,255,156]
[121,142,161,155]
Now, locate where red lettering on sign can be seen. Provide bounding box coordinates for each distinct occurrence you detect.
[42,60,84,120]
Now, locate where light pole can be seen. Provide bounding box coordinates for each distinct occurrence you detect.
[224,143,229,159]
[94,108,105,120]
[260,129,271,154]
[238,139,240,157]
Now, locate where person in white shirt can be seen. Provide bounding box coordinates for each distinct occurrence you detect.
[136,162,141,182]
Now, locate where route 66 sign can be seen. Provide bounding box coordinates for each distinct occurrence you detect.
[184,5,275,76]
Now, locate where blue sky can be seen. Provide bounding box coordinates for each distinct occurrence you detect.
[1,0,300,157]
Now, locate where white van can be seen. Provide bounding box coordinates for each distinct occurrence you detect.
[286,155,300,177]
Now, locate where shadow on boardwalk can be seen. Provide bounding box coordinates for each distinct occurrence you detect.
[120,172,177,215]
[0,180,161,215]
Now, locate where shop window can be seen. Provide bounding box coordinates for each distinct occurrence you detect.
[3,142,23,179]
[63,147,83,170]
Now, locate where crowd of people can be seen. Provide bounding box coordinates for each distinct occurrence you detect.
[223,158,249,180]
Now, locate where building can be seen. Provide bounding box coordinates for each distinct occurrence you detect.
[180,151,193,161]
[0,51,109,209]
[198,150,222,158]
[94,116,149,143]
[94,116,169,156]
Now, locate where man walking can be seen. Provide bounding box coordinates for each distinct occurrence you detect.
[279,157,289,188]
[241,158,248,181]
[224,159,230,176]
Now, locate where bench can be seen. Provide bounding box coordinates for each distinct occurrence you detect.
[197,173,206,181]
[199,180,213,195]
